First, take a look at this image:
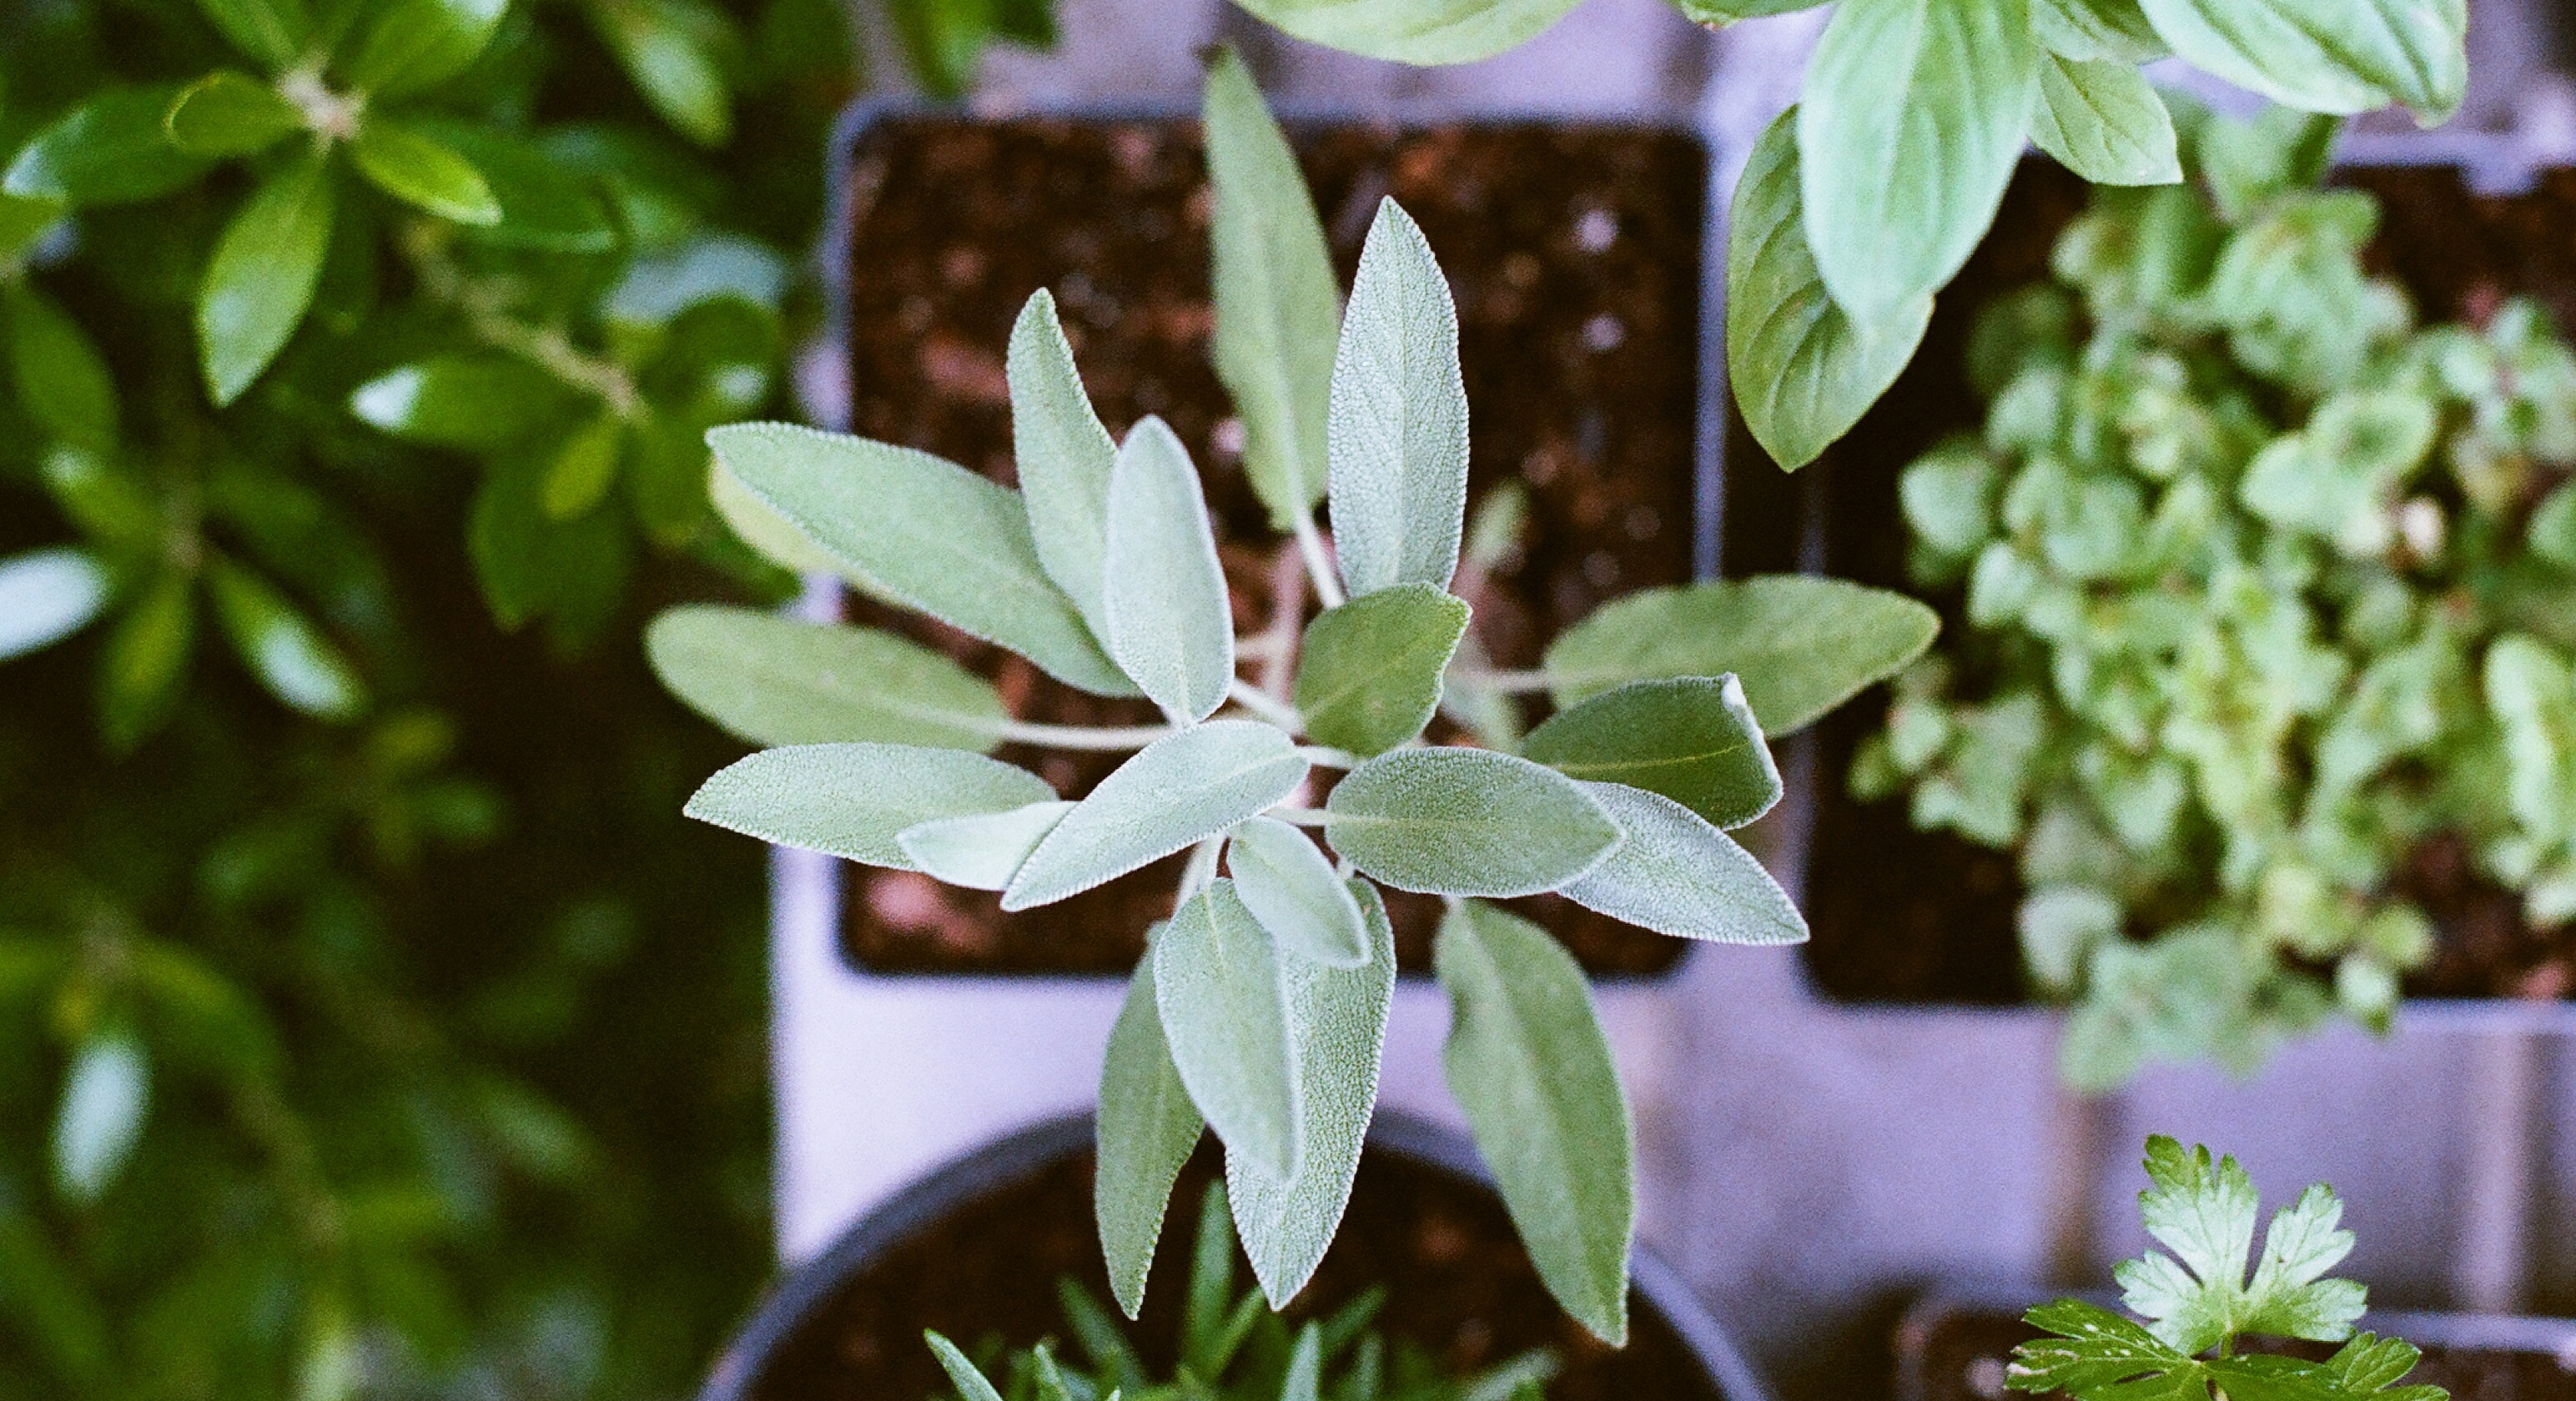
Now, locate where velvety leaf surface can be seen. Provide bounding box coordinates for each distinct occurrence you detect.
[1096,949,1205,1319]
[644,605,1007,750]
[1007,289,1119,636]
[1522,675,1781,828]
[1324,747,1621,897]
[1155,880,1303,1181]
[894,801,1074,890]
[1327,199,1468,599]
[1225,815,1371,968]
[684,743,1054,867]
[1561,782,1807,944]
[1004,721,1308,910]
[1104,416,1234,723]
[1293,583,1469,757]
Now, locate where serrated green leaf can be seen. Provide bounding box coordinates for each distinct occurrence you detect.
[207,560,366,721]
[1544,577,1940,733]
[0,549,113,661]
[707,423,1137,696]
[53,1033,148,1205]
[4,284,118,454]
[1097,951,1205,1319]
[1226,815,1370,968]
[1328,199,1467,599]
[189,0,309,69]
[97,572,194,752]
[3,87,214,208]
[1324,747,1621,898]
[1561,782,1806,945]
[1205,46,1338,529]
[644,605,1008,750]
[1435,901,1632,1344]
[1004,721,1308,910]
[2033,55,2181,186]
[341,0,511,98]
[1522,675,1781,828]
[1226,0,1586,63]
[164,72,304,158]
[350,118,501,225]
[2136,0,2464,121]
[1726,108,1931,471]
[2241,1183,2367,1341]
[1294,584,1469,756]
[1008,289,1118,635]
[1156,880,1303,1181]
[2007,1299,2198,1398]
[199,148,333,404]
[1228,880,1393,1305]
[1105,416,1234,723]
[683,742,1054,866]
[1799,0,2039,327]
[895,801,1073,889]
[927,1331,1009,1401]
[590,0,732,145]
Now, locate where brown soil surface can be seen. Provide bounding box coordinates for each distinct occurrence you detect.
[1732,158,2576,1007]
[1899,1303,2576,1401]
[836,116,1708,977]
[747,1139,1728,1401]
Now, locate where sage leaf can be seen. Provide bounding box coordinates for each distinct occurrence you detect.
[1726,108,1930,471]
[1798,0,2039,328]
[926,1332,1008,1401]
[1561,783,1807,945]
[1097,950,1205,1319]
[2033,0,2167,60]
[709,460,842,575]
[1522,675,1782,829]
[1105,416,1235,723]
[2136,0,2464,121]
[684,743,1054,867]
[1328,199,1468,599]
[350,118,502,225]
[341,0,511,98]
[1324,748,1621,898]
[3,86,214,208]
[644,605,1007,751]
[1004,721,1309,910]
[1205,46,1339,530]
[706,423,1135,696]
[2032,55,2181,186]
[1435,901,1633,1344]
[164,72,303,158]
[0,549,112,662]
[1156,880,1303,1181]
[4,284,118,454]
[1226,815,1370,968]
[1544,576,1940,734]
[199,148,333,405]
[1008,289,1119,635]
[206,560,366,721]
[1226,0,1585,63]
[1228,881,1393,1306]
[896,801,1074,890]
[1294,584,1470,758]
[53,1033,148,1205]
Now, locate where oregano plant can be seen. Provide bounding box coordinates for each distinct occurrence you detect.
[1216,0,2468,471]
[650,50,1937,1343]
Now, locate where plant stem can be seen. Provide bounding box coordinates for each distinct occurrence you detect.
[1444,665,1557,695]
[987,718,1176,750]
[1295,745,1359,770]
[1226,679,1303,731]
[1176,836,1224,901]
[1267,806,1332,828]
[1291,510,1345,610]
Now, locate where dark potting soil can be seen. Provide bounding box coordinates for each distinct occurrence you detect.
[745,1142,1728,1401]
[836,116,1708,977]
[1897,1303,2576,1401]
[1727,159,2576,1007]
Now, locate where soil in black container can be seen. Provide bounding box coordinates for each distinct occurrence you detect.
[747,1142,1727,1401]
[1898,1303,2576,1401]
[836,116,1708,977]
[1726,159,2576,1007]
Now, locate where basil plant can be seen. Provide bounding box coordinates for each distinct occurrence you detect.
[1855,106,2576,1091]
[649,53,1935,1343]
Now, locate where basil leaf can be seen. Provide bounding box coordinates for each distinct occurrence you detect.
[1225,815,1371,968]
[1522,675,1781,829]
[1004,721,1309,911]
[164,72,304,158]
[350,117,502,225]
[2136,0,2464,121]
[2033,0,2167,60]
[644,604,1009,750]
[198,149,334,405]
[1104,416,1234,723]
[2032,54,2181,186]
[1560,782,1807,944]
[1156,880,1303,1181]
[1225,0,1586,64]
[1007,288,1119,636]
[683,742,1055,867]
[1293,583,1469,757]
[4,86,214,208]
[1328,198,1468,599]
[1097,950,1205,1319]
[1324,747,1622,898]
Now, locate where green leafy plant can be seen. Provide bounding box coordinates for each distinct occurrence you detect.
[1853,103,2576,1088]
[649,51,1937,1343]
[925,1181,1557,1401]
[1214,0,2467,473]
[2010,1137,2444,1401]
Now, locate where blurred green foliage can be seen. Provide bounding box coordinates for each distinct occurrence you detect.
[0,0,1054,1390]
[1855,103,2576,1091]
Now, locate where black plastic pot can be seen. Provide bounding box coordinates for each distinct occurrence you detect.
[701,1112,1774,1401]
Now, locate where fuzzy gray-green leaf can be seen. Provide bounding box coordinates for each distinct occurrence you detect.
[1293,584,1470,756]
[1226,815,1371,968]
[1436,901,1633,1344]
[1324,748,1621,898]
[1228,881,1393,1306]
[1522,675,1781,829]
[1098,948,1205,1319]
[1004,721,1309,910]
[2032,54,2181,186]
[684,743,1054,867]
[1328,200,1468,599]
[897,801,1075,890]
[1562,783,1807,945]
[1104,416,1234,723]
[1009,289,1119,635]
[1156,881,1302,1181]
[645,605,1008,751]
[927,1332,1008,1401]
[1544,577,1939,734]
[706,423,1135,696]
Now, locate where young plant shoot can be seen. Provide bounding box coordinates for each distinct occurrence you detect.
[1855,105,2576,1090]
[649,51,1937,1342]
[2012,1137,2445,1401]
